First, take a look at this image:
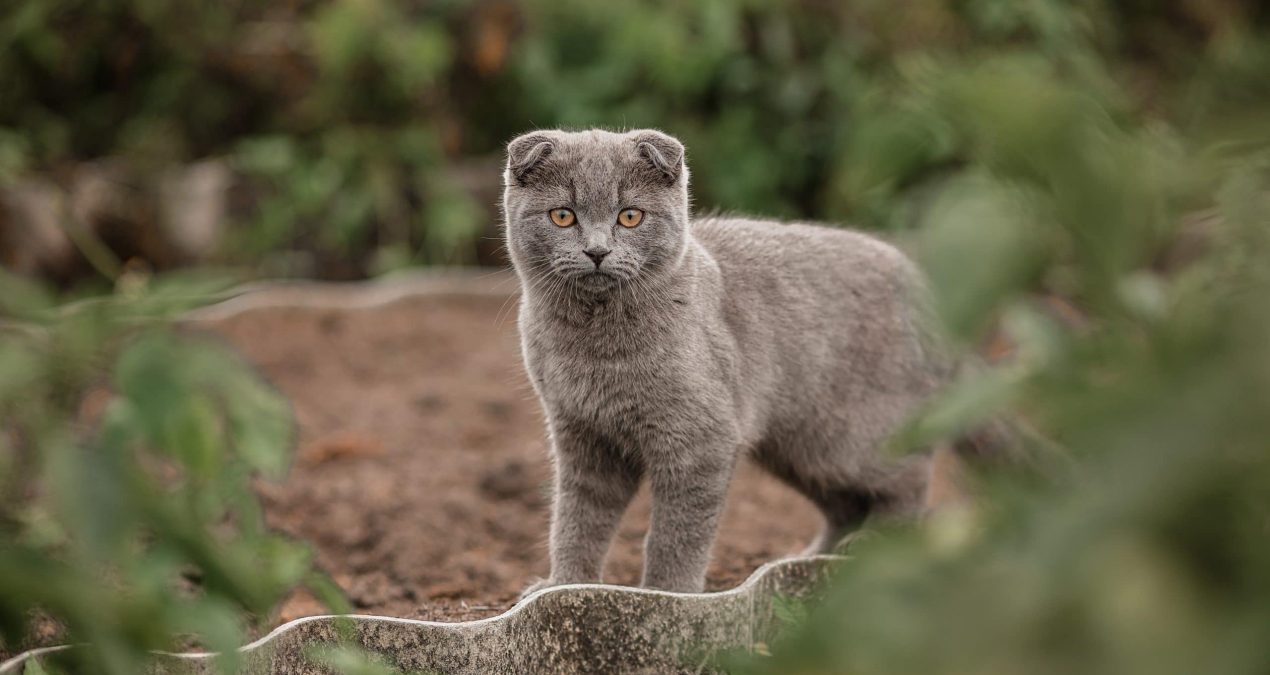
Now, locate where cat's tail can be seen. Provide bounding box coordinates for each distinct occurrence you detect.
[925,416,1047,512]
[952,415,1026,465]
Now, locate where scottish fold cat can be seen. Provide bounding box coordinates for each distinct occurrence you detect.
[503,128,951,593]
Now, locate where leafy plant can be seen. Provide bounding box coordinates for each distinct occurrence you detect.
[4,0,1265,276]
[0,271,349,673]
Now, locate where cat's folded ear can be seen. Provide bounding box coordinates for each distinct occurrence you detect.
[506,132,555,186]
[633,130,685,184]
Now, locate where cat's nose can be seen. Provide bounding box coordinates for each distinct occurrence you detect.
[583,247,610,267]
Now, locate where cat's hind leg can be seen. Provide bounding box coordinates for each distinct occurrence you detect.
[800,466,930,555]
[751,447,867,555]
[753,436,928,555]
[800,486,879,555]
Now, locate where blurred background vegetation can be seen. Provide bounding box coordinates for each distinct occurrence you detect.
[1,0,1268,673]
[4,0,1264,283]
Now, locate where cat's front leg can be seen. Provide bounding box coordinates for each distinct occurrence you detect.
[532,428,642,594]
[641,449,735,592]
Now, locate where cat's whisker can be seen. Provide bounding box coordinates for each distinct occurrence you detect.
[494,289,520,329]
[493,259,550,328]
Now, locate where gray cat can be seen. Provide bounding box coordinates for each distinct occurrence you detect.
[503,128,952,594]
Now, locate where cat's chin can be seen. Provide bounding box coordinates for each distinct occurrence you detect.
[575,271,620,292]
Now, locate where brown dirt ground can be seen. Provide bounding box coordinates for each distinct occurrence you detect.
[198,279,823,626]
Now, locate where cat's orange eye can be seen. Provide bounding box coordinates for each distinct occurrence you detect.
[618,208,644,228]
[549,208,576,227]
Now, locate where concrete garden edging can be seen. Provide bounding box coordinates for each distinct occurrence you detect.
[180,267,524,322]
[1,555,842,674]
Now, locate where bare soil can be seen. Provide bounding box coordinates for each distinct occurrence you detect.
[199,277,823,625]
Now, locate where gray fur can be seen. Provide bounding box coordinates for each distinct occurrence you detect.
[503,129,949,594]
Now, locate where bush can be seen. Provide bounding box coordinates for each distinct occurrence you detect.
[5,0,1264,276]
[0,272,349,673]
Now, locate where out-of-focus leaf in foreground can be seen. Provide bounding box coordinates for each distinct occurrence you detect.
[0,274,317,674]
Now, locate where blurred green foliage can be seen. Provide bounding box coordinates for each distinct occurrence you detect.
[0,272,353,673]
[4,0,1265,275]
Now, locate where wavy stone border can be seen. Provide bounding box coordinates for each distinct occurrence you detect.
[1,556,842,674]
[181,268,520,323]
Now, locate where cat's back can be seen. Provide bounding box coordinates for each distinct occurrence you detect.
[692,215,919,305]
[691,215,939,397]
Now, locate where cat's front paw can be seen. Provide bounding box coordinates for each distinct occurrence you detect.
[518,577,557,602]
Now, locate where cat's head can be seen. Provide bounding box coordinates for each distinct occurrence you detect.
[502,129,690,293]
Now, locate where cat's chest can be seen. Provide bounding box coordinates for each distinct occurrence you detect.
[530,340,669,403]
[532,349,706,451]
[524,323,690,416]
